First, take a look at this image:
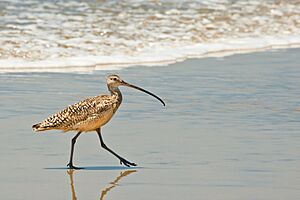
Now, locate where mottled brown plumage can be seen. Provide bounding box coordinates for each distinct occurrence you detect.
[33,95,120,132]
[32,74,165,169]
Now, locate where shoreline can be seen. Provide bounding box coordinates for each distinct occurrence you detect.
[1,36,300,73]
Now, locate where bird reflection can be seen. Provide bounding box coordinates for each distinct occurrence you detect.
[67,170,78,200]
[67,169,137,200]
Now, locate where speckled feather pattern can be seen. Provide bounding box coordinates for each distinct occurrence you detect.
[33,94,120,132]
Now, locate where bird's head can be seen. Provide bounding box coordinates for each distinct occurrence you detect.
[106,74,165,106]
[106,74,124,87]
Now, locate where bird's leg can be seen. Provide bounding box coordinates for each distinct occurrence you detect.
[67,131,83,170]
[96,128,137,167]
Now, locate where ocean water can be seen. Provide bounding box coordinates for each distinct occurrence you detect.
[0,0,300,72]
[0,49,300,199]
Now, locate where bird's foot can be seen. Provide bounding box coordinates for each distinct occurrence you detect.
[67,163,83,170]
[119,158,137,167]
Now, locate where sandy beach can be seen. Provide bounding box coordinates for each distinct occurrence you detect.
[0,48,300,199]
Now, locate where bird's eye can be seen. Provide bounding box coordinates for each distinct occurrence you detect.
[113,78,117,81]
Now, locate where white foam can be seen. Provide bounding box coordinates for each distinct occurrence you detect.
[1,35,300,73]
[1,0,300,72]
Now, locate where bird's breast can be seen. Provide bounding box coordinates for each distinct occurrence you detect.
[75,104,119,132]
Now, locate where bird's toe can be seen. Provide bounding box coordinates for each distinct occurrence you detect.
[119,159,137,167]
[67,163,83,170]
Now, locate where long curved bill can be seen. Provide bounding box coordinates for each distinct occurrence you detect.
[122,81,165,106]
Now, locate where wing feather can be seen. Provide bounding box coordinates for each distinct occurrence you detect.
[33,95,117,132]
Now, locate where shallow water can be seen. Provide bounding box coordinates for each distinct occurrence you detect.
[1,0,300,71]
[0,49,300,199]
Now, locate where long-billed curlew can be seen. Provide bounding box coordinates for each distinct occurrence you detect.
[32,74,165,169]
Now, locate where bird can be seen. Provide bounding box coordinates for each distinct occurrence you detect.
[32,74,165,169]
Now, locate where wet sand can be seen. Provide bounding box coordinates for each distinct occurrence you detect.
[1,49,300,199]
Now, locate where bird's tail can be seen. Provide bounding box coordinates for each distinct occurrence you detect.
[32,123,51,132]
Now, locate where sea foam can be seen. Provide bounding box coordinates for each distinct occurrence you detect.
[0,0,300,72]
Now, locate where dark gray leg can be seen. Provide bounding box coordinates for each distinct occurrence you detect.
[96,128,136,167]
[67,132,83,169]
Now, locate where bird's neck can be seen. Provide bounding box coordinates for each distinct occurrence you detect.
[108,85,122,101]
